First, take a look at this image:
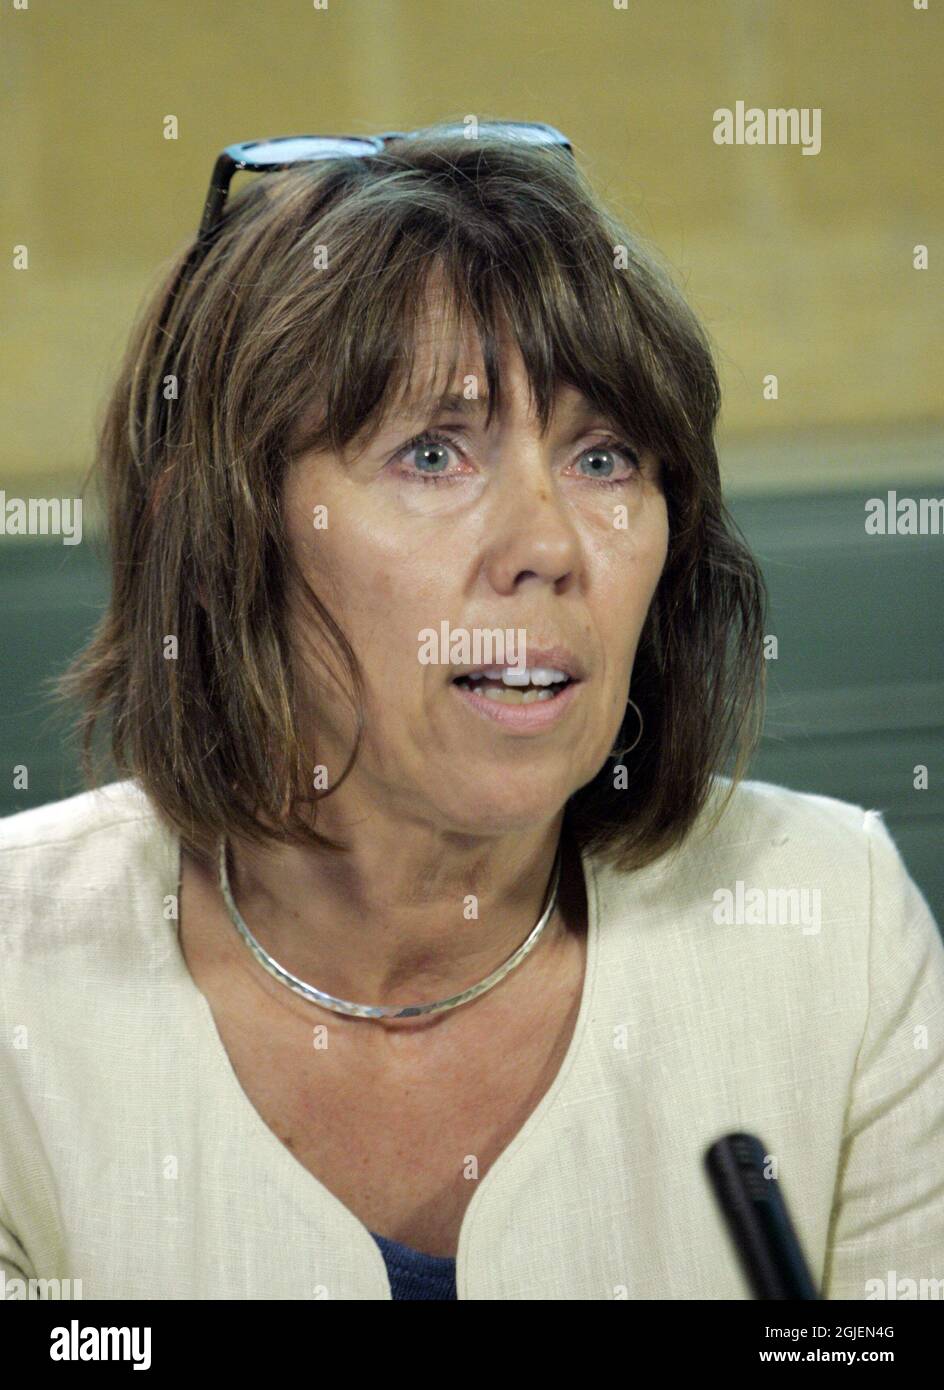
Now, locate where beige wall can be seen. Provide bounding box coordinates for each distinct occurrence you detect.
[3,0,942,497]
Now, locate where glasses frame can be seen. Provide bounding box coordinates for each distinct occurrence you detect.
[196,122,573,249]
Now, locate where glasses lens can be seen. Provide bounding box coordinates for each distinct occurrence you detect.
[479,121,568,145]
[400,121,568,148]
[230,136,382,167]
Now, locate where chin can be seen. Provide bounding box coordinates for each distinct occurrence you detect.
[437,786,573,837]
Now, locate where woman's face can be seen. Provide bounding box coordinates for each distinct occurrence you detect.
[282,308,669,838]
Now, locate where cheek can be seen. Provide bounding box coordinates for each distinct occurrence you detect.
[644,502,670,580]
[285,480,386,608]
[634,490,669,572]
[368,560,395,609]
[596,495,668,588]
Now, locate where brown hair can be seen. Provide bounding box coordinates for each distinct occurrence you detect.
[53,122,767,871]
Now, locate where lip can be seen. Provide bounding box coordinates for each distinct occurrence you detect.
[450,674,583,731]
[449,645,587,681]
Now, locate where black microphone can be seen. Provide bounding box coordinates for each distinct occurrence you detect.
[705,1132,823,1299]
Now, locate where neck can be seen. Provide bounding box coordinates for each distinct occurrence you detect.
[213,806,580,1014]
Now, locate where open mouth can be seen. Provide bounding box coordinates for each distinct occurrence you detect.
[451,669,575,705]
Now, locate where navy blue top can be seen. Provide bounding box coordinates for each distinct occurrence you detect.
[371,1231,457,1300]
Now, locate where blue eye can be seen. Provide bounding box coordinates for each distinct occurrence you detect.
[575,438,642,486]
[395,429,466,484]
[392,428,643,486]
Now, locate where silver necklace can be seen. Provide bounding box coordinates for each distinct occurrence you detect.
[217,836,563,1021]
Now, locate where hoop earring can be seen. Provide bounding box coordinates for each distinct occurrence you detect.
[610,698,643,760]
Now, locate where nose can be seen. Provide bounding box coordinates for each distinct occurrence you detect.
[481,446,582,594]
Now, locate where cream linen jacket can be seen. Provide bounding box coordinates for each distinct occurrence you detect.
[1,776,942,1301]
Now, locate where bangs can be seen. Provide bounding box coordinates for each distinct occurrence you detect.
[283,149,706,469]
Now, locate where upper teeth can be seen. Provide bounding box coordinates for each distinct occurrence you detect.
[463,667,569,686]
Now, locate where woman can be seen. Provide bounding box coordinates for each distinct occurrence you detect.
[1,121,942,1302]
